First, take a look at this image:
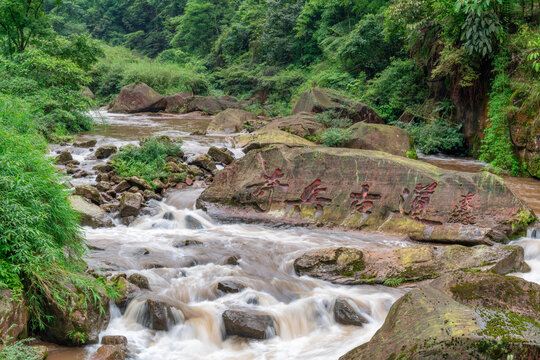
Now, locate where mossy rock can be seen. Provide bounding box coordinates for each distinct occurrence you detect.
[344,122,414,157]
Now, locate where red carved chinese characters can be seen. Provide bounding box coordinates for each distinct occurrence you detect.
[350,184,381,214]
[449,192,477,225]
[298,179,331,204]
[248,168,289,211]
[410,182,438,216]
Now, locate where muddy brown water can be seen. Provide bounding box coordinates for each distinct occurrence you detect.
[46,112,540,360]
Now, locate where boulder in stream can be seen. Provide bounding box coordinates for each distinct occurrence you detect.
[183,96,238,115]
[128,273,150,290]
[109,82,166,113]
[119,192,144,217]
[55,150,73,165]
[222,310,277,340]
[294,245,528,285]
[75,185,103,205]
[217,281,246,294]
[74,139,97,148]
[91,344,126,360]
[339,273,540,360]
[208,146,234,165]
[198,145,535,244]
[95,145,118,159]
[189,154,217,173]
[69,195,113,228]
[333,298,368,327]
[137,299,181,331]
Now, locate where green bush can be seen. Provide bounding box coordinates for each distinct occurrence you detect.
[0,338,41,360]
[0,95,107,331]
[111,136,184,182]
[315,110,353,129]
[320,128,351,147]
[397,119,464,155]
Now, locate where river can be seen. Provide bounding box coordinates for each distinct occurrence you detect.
[47,111,540,360]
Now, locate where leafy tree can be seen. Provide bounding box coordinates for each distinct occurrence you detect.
[0,0,60,54]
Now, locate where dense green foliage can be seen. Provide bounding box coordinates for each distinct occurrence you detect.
[0,337,41,360]
[111,136,184,183]
[319,127,351,147]
[398,119,465,155]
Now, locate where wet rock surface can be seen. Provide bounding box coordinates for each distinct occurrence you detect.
[109,82,166,114]
[199,145,535,244]
[294,245,528,285]
[207,108,258,134]
[333,298,368,327]
[119,192,144,217]
[222,310,277,339]
[69,195,113,228]
[217,281,246,294]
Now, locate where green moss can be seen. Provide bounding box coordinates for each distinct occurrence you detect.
[477,308,540,341]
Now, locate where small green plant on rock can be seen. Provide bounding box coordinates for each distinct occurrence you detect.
[319,128,351,147]
[111,136,183,182]
[315,110,353,129]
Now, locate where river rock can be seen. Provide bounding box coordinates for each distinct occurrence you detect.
[109,276,141,314]
[55,150,73,165]
[235,128,315,151]
[0,289,28,343]
[119,192,144,217]
[94,164,114,173]
[74,139,97,148]
[292,88,383,124]
[75,185,102,205]
[339,281,540,360]
[70,196,113,228]
[208,146,234,165]
[333,298,368,326]
[164,93,189,113]
[183,96,237,115]
[198,145,535,244]
[128,273,150,290]
[189,154,217,173]
[126,176,152,190]
[90,344,126,360]
[217,281,246,294]
[261,112,325,138]
[40,277,110,345]
[114,180,131,193]
[222,310,277,339]
[184,215,203,229]
[294,245,528,285]
[344,122,415,157]
[97,181,111,193]
[138,299,180,331]
[102,335,128,346]
[109,82,166,113]
[225,256,240,265]
[95,145,118,159]
[207,109,258,134]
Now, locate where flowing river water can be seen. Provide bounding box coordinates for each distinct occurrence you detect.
[47,111,540,360]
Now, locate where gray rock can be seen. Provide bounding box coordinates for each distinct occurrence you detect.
[222,310,277,339]
[185,215,203,229]
[333,298,368,327]
[218,281,245,294]
[95,145,118,159]
[74,139,97,148]
[75,185,102,205]
[208,146,234,165]
[119,192,144,217]
[55,151,73,165]
[70,196,113,228]
[128,273,150,290]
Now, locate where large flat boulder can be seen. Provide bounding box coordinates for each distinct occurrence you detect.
[222,310,277,339]
[292,88,383,124]
[207,109,258,134]
[69,196,113,228]
[260,112,325,139]
[294,245,528,285]
[198,145,535,244]
[235,128,315,151]
[340,274,540,360]
[109,83,166,113]
[344,122,415,157]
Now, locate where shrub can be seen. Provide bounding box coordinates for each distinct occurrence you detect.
[0,95,108,331]
[320,128,351,147]
[111,136,184,182]
[316,110,353,129]
[397,119,464,155]
[0,337,41,360]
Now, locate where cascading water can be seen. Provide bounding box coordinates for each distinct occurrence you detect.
[82,188,406,360]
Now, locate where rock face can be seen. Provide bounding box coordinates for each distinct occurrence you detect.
[510,111,540,178]
[119,192,144,217]
[222,310,277,339]
[344,122,415,157]
[260,112,325,139]
[207,109,258,134]
[198,145,534,244]
[69,196,113,228]
[40,278,110,345]
[235,128,315,151]
[292,88,383,124]
[0,290,28,343]
[340,275,540,360]
[294,245,528,285]
[109,83,166,113]
[183,96,238,115]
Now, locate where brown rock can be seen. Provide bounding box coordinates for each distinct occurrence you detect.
[109,82,166,113]
[126,176,152,190]
[128,273,150,290]
[344,122,415,157]
[90,345,125,360]
[222,310,277,339]
[261,112,325,138]
[75,185,102,205]
[74,139,97,148]
[208,146,234,165]
[207,109,258,134]
[55,151,73,165]
[94,164,114,173]
[190,154,217,173]
[97,181,111,192]
[119,192,144,217]
[198,145,535,244]
[333,298,368,326]
[101,335,128,346]
[164,93,188,113]
[0,289,28,343]
[70,196,113,228]
[95,145,118,159]
[183,96,235,115]
[217,281,245,294]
